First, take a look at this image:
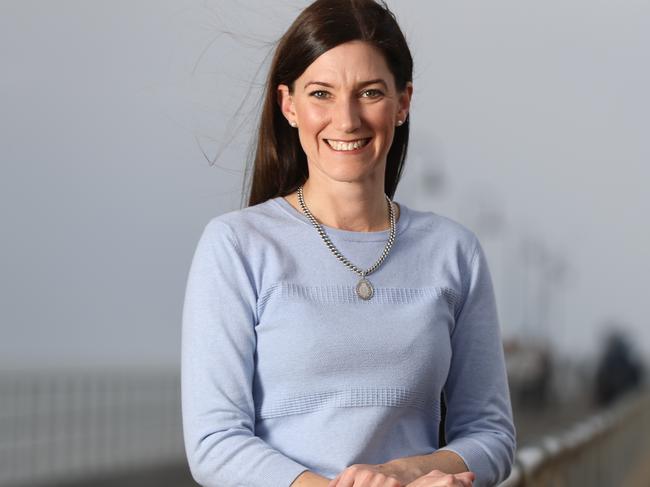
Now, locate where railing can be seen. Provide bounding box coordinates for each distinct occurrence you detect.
[499,389,650,487]
[1,369,647,487]
[0,369,185,487]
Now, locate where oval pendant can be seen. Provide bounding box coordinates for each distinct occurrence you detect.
[356,278,374,300]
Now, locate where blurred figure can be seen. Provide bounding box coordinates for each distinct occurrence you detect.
[505,340,553,410]
[594,329,644,407]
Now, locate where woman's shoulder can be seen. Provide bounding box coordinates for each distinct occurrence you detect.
[205,198,279,227]
[401,203,479,251]
[199,198,293,247]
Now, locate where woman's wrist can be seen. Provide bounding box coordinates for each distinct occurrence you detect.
[382,458,426,484]
[291,470,331,487]
[384,450,470,484]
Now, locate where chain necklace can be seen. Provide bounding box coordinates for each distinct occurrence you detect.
[297,185,396,300]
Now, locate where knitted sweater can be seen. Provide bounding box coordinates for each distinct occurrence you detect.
[181,197,516,487]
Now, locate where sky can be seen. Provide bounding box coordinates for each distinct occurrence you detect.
[1,0,648,370]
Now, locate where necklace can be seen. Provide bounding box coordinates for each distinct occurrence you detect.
[297,185,396,300]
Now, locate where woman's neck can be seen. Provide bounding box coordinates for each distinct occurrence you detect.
[285,179,399,232]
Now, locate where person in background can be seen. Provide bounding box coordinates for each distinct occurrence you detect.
[595,329,644,407]
[181,1,516,486]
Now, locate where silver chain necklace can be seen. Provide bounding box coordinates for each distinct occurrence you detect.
[297,185,396,300]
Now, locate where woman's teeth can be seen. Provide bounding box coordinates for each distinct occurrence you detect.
[326,138,370,151]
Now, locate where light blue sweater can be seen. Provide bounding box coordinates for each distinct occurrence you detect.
[181,197,516,487]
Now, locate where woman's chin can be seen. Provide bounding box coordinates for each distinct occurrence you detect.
[308,159,385,185]
[320,172,382,186]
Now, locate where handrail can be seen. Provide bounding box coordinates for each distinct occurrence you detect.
[498,389,650,486]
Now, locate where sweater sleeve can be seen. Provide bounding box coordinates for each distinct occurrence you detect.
[181,220,309,487]
[438,238,516,487]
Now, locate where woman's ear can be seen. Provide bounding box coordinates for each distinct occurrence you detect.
[397,82,413,124]
[277,84,297,127]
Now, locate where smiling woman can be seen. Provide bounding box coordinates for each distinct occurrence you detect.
[181,1,516,487]
[277,41,411,199]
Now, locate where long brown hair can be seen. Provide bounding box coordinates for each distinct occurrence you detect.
[245,0,413,207]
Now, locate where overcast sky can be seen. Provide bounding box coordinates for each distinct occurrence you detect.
[1,0,648,370]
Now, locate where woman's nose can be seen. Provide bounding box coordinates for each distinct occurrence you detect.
[332,98,361,133]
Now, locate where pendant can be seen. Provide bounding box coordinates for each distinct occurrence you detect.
[356,277,374,300]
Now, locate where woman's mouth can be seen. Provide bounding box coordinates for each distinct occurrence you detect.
[324,138,372,152]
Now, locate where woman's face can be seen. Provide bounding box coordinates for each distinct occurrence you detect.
[278,41,412,187]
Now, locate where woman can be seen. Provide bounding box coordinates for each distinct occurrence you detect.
[181,1,516,486]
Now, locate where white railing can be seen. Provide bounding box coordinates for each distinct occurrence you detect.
[498,389,650,487]
[0,369,185,486]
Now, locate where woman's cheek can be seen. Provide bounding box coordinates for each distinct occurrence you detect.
[305,103,329,124]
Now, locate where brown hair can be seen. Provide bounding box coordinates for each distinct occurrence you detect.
[245,0,413,207]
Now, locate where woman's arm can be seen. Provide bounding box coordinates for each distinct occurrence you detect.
[327,450,469,487]
[291,471,332,486]
[182,220,309,487]
[434,237,516,486]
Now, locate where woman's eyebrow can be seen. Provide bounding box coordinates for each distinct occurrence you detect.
[303,79,389,91]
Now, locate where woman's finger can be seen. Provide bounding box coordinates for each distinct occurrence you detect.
[453,471,475,487]
[406,469,474,487]
[329,465,404,487]
[328,472,343,487]
[369,473,401,487]
[330,467,372,487]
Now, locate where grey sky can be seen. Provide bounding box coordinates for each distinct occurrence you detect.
[1,0,648,370]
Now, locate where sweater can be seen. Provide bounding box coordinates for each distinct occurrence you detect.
[181,196,516,487]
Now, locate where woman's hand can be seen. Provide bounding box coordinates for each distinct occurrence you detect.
[327,463,406,487]
[405,470,474,487]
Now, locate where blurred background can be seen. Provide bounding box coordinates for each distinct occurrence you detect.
[1,0,648,486]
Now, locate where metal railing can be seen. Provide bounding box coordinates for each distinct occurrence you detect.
[0,369,185,487]
[499,389,650,487]
[1,368,647,487]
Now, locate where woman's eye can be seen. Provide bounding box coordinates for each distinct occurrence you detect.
[361,89,383,98]
[310,90,330,99]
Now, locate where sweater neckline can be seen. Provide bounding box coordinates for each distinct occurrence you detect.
[271,196,411,242]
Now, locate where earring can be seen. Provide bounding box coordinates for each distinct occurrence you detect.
[396,120,404,126]
[290,121,297,128]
